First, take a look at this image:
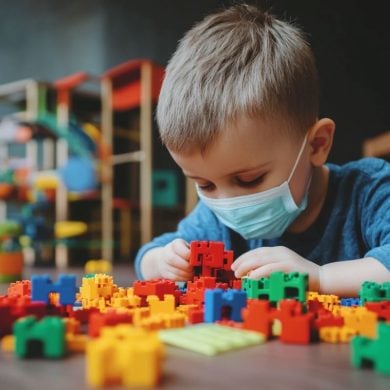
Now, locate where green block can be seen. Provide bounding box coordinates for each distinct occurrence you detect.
[242,271,308,304]
[13,316,66,358]
[359,281,390,304]
[351,322,390,375]
[159,324,264,356]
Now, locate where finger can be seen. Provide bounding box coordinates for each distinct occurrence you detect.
[248,262,286,279]
[231,247,274,271]
[171,239,191,259]
[166,254,192,272]
[164,266,193,282]
[234,256,277,278]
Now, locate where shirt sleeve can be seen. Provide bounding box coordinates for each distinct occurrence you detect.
[133,201,226,279]
[361,159,390,270]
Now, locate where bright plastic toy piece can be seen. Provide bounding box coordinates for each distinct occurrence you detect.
[87,325,164,388]
[351,322,390,375]
[159,323,264,356]
[204,288,247,322]
[13,316,66,358]
[359,281,390,305]
[242,272,308,305]
[31,274,77,305]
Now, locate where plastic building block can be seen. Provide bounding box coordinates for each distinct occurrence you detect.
[204,288,247,322]
[351,322,390,375]
[314,311,344,329]
[365,301,390,321]
[137,312,186,331]
[242,299,275,339]
[84,259,112,274]
[88,310,133,337]
[13,316,66,358]
[0,251,23,282]
[242,272,308,305]
[180,276,217,306]
[343,307,378,338]
[31,274,77,305]
[320,326,357,343]
[1,334,14,352]
[359,281,390,304]
[133,279,178,305]
[159,324,264,356]
[147,294,176,316]
[189,241,235,283]
[87,325,164,388]
[7,280,31,298]
[273,299,315,344]
[340,297,361,307]
[187,307,205,324]
[78,273,119,302]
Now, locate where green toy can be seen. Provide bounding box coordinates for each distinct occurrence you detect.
[359,281,390,304]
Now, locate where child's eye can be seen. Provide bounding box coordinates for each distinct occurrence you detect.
[236,175,265,187]
[197,182,215,191]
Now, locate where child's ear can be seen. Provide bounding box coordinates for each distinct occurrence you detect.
[308,118,335,166]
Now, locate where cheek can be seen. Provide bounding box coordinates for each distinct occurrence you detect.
[289,164,312,205]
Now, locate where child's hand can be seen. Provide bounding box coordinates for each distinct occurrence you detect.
[158,239,193,281]
[231,246,321,291]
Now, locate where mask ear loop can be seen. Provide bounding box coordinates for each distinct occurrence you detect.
[287,135,308,183]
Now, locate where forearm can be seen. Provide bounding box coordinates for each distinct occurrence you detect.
[140,247,164,280]
[319,257,390,296]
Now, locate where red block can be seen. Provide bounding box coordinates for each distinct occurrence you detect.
[365,301,390,321]
[188,307,204,324]
[89,310,133,337]
[242,299,274,339]
[8,280,31,298]
[133,279,179,305]
[314,311,344,329]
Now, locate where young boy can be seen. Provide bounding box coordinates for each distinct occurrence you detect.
[135,4,390,295]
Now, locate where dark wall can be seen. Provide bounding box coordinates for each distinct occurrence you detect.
[0,0,389,164]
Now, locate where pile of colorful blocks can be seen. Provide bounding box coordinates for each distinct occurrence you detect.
[0,241,389,388]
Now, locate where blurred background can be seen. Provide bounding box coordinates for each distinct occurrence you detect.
[0,0,389,271]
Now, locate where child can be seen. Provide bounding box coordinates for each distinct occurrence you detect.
[135,4,390,295]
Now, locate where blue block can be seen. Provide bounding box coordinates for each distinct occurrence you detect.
[204,288,247,323]
[340,298,361,307]
[31,274,77,305]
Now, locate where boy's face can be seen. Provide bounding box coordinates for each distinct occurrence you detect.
[169,116,313,205]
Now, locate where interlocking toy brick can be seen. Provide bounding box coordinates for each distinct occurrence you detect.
[13,316,66,358]
[320,326,357,343]
[88,310,133,337]
[365,301,390,321]
[31,274,77,305]
[180,276,217,306]
[7,280,31,298]
[343,307,378,338]
[159,323,264,356]
[133,279,179,305]
[340,297,361,307]
[242,272,308,305]
[189,241,235,283]
[273,299,315,344]
[77,273,119,305]
[242,299,275,339]
[314,311,344,329]
[359,281,390,305]
[87,325,164,387]
[187,307,204,324]
[138,312,186,331]
[147,294,176,316]
[204,288,247,322]
[351,322,390,375]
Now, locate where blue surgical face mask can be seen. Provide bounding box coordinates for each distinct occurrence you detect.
[196,136,310,240]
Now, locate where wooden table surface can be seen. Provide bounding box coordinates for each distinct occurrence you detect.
[1,266,389,390]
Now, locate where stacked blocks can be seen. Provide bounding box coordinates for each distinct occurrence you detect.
[359,281,390,304]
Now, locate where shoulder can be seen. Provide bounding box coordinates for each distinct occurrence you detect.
[327,157,389,184]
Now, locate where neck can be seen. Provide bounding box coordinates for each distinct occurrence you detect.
[288,165,329,234]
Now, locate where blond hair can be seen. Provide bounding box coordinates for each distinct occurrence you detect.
[157,4,319,152]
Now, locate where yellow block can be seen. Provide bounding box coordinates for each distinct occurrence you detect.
[1,335,14,352]
[86,325,164,388]
[147,295,175,316]
[319,326,357,343]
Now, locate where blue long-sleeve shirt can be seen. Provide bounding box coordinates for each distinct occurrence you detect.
[134,157,390,279]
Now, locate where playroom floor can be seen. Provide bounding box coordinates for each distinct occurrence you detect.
[0,266,389,390]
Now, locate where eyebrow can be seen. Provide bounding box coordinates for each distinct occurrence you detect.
[185,162,271,180]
